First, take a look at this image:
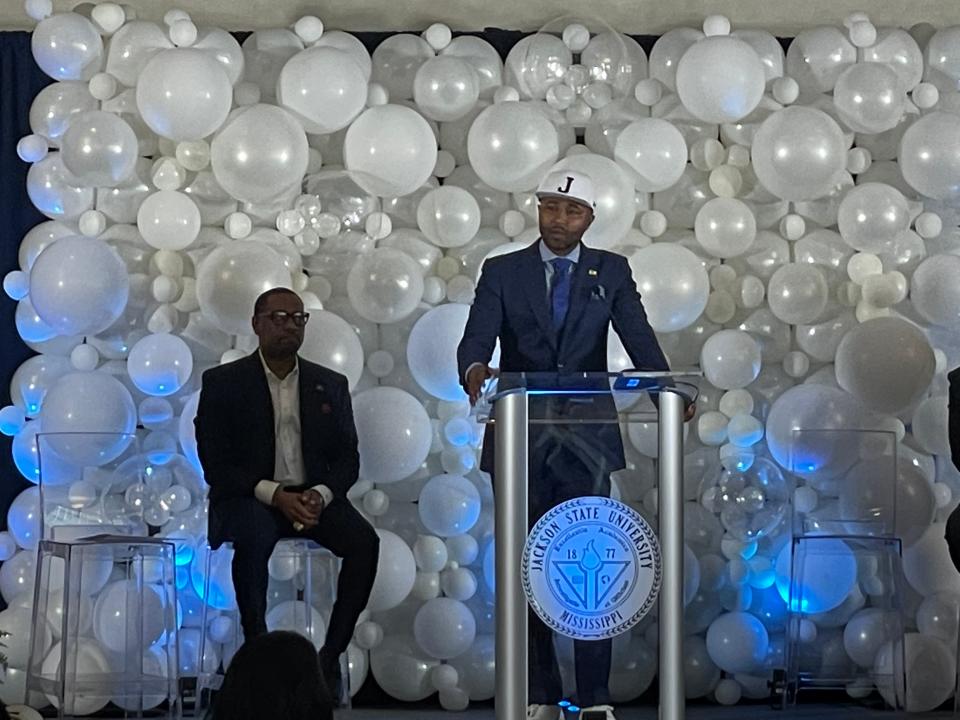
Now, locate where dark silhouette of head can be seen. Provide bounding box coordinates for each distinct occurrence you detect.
[210,631,333,720]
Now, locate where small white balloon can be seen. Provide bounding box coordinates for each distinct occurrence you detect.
[424,23,452,51]
[294,16,324,43]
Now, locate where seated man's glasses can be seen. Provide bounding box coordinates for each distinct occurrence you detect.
[257,310,310,327]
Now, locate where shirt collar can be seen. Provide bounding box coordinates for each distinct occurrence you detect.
[539,239,580,265]
[258,350,299,382]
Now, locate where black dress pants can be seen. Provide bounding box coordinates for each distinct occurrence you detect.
[213,493,379,655]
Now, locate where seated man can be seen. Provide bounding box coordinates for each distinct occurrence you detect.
[195,287,379,697]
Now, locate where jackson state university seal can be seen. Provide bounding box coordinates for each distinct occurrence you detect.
[522,496,661,640]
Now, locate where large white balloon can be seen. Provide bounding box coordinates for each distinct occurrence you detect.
[26,153,95,222]
[136,48,233,141]
[346,248,424,324]
[413,597,476,659]
[369,634,438,701]
[751,107,848,201]
[614,119,688,192]
[31,12,103,81]
[29,237,129,336]
[344,105,437,198]
[60,110,138,186]
[705,611,768,674]
[416,186,481,248]
[676,36,766,123]
[627,243,710,332]
[277,47,368,133]
[700,330,761,390]
[911,254,960,326]
[211,104,309,203]
[137,190,201,251]
[298,309,365,391]
[899,111,960,201]
[353,387,432,484]
[93,580,166,653]
[467,102,559,192]
[834,317,934,414]
[367,530,417,612]
[39,371,136,465]
[195,240,291,335]
[414,56,481,122]
[417,474,481,537]
[127,333,194,397]
[765,384,875,477]
[408,304,494,401]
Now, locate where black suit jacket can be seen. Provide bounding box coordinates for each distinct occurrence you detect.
[195,351,359,548]
[456,241,669,473]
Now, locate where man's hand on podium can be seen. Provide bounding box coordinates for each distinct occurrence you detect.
[466,363,496,406]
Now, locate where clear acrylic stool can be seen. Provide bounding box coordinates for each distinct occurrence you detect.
[778,429,906,709]
[26,535,180,718]
[193,539,348,716]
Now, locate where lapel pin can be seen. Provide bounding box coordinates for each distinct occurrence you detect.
[315,384,325,392]
[588,268,598,276]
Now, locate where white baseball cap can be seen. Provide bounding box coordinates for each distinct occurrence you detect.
[536,170,596,210]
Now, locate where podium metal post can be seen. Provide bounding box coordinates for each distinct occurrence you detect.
[658,389,686,720]
[494,390,528,720]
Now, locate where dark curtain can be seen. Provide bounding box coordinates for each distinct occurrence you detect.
[0,32,49,530]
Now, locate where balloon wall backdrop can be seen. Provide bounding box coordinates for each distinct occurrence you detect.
[4,3,960,712]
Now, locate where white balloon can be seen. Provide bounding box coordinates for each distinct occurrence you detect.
[627,243,710,332]
[700,330,762,390]
[676,36,766,123]
[29,237,129,336]
[367,529,417,612]
[414,56,480,122]
[31,12,104,81]
[346,248,424,324]
[211,104,309,203]
[266,600,326,649]
[417,474,481,537]
[137,190,201,250]
[413,597,476,659]
[195,240,291,335]
[835,317,934,414]
[60,110,138,186]
[344,105,437,198]
[126,333,194,397]
[298,310,365,390]
[277,47,368,133]
[614,118,688,192]
[136,48,232,141]
[39,372,136,465]
[93,580,167,653]
[467,102,560,192]
[353,387,432,484]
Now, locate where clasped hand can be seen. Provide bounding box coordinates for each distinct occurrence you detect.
[273,487,325,530]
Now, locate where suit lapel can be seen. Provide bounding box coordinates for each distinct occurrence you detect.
[520,241,556,350]
[559,245,599,357]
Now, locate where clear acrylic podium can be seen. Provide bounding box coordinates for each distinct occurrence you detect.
[476,371,699,720]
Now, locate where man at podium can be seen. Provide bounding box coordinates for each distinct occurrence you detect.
[457,170,670,720]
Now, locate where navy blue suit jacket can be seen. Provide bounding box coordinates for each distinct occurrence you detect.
[457,240,669,472]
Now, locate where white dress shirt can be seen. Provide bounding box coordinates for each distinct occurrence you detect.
[253,351,334,510]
